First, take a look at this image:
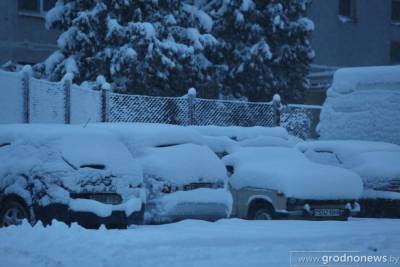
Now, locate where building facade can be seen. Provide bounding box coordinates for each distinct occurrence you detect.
[0,0,58,65]
[306,0,400,103]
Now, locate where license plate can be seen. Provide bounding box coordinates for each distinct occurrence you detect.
[314,208,343,217]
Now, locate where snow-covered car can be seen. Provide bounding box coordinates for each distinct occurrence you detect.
[0,125,145,228]
[191,126,295,158]
[91,123,233,224]
[223,147,363,220]
[297,140,400,217]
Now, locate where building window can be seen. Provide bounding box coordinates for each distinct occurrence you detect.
[392,0,400,23]
[390,41,400,64]
[18,0,40,12]
[18,0,56,16]
[338,0,356,21]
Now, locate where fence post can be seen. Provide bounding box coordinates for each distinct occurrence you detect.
[21,65,32,124]
[62,73,73,124]
[187,88,197,125]
[272,94,282,127]
[101,83,111,123]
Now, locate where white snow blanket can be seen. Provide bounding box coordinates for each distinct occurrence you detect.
[224,147,363,200]
[318,65,400,145]
[0,219,399,267]
[139,144,228,186]
[297,140,400,195]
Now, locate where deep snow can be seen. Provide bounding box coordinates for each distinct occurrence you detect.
[0,219,399,267]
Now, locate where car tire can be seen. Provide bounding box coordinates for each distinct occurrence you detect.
[249,204,275,220]
[0,200,29,227]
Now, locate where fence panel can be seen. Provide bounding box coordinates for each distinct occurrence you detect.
[195,98,274,127]
[0,70,24,123]
[281,104,321,139]
[70,85,102,124]
[107,93,189,125]
[30,78,65,123]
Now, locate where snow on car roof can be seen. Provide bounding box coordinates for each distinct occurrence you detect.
[238,135,293,148]
[190,126,289,141]
[139,143,227,185]
[223,147,363,200]
[90,123,205,147]
[202,135,239,154]
[297,140,400,160]
[297,140,400,182]
[0,124,142,183]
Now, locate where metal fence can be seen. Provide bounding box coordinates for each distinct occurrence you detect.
[0,68,321,138]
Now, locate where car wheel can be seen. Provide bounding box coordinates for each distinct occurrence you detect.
[250,204,275,220]
[0,201,29,227]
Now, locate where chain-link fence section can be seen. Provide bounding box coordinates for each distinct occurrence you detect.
[0,68,322,139]
[107,93,189,125]
[194,98,274,127]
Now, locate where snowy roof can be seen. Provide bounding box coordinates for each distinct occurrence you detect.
[139,144,227,185]
[330,65,400,94]
[223,147,363,200]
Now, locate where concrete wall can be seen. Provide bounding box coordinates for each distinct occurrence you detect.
[309,0,400,67]
[0,0,59,65]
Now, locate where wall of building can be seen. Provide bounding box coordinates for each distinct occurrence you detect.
[0,0,59,65]
[308,0,400,67]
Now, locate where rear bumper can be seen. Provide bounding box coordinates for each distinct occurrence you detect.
[34,203,145,228]
[145,189,232,224]
[277,202,360,220]
[146,202,229,224]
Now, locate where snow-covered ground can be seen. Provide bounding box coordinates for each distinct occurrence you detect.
[1,218,399,267]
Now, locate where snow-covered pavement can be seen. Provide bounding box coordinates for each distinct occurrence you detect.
[0,218,399,267]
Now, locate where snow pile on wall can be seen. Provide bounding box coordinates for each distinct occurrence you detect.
[318,65,400,145]
[223,147,363,200]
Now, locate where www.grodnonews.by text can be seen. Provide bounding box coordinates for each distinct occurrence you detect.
[290,251,400,266]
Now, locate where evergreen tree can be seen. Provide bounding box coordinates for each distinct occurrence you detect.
[198,0,314,102]
[37,0,218,96]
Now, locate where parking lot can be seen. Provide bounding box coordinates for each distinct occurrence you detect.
[0,218,399,267]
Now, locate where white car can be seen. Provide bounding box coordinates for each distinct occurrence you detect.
[223,146,363,220]
[297,140,400,217]
[92,123,232,224]
[0,125,145,228]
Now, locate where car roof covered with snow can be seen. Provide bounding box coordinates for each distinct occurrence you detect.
[139,143,227,185]
[297,140,400,183]
[223,147,363,200]
[190,126,289,141]
[90,123,205,147]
